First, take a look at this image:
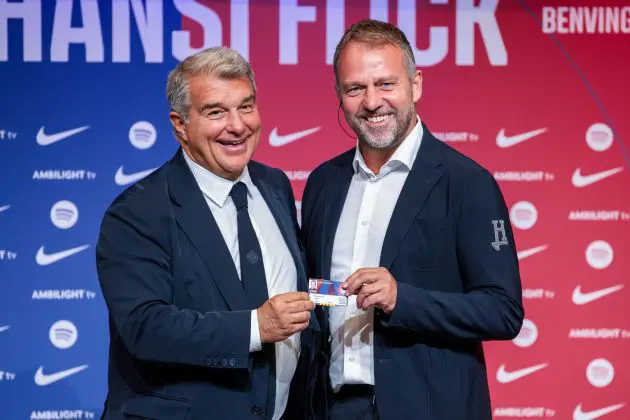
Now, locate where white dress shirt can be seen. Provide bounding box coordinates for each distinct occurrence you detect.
[328,117,423,392]
[183,151,300,420]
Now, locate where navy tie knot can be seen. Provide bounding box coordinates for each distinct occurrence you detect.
[230,181,248,210]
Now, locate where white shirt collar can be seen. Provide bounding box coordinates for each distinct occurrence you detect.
[352,115,423,177]
[182,149,255,208]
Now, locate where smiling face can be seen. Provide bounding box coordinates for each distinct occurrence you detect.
[337,41,422,151]
[169,74,261,180]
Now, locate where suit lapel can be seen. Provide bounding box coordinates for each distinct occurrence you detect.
[251,167,308,293]
[167,150,249,311]
[379,128,444,268]
[321,156,355,280]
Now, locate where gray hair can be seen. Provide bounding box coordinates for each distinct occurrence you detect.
[166,47,257,121]
[333,20,417,93]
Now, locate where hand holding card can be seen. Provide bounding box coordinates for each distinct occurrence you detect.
[308,278,348,307]
[341,267,398,314]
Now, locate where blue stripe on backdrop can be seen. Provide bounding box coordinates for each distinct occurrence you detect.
[1,3,186,418]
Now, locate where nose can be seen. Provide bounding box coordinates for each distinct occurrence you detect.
[226,109,246,135]
[362,86,382,112]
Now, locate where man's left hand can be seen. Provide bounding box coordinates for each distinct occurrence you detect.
[342,267,397,314]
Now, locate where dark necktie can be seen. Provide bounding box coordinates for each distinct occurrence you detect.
[229,181,276,419]
[229,181,270,307]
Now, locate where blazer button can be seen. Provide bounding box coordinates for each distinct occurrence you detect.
[229,358,237,367]
[250,405,263,416]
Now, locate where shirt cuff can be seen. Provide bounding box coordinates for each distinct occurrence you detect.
[249,310,262,352]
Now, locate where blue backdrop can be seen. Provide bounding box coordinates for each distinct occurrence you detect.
[1,3,189,418]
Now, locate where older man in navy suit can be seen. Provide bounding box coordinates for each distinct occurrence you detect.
[96,47,318,420]
[301,20,524,420]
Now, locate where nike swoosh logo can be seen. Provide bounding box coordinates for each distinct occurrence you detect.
[573,403,625,420]
[35,245,90,266]
[0,325,10,332]
[34,365,88,386]
[0,205,10,213]
[115,166,157,186]
[496,363,548,383]
[572,284,624,305]
[572,167,624,187]
[517,245,548,260]
[36,126,90,146]
[496,128,547,148]
[269,126,321,147]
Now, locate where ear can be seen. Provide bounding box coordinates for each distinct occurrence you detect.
[335,84,342,106]
[169,111,187,144]
[412,69,422,103]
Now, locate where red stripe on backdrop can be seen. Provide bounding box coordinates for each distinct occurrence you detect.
[183,1,629,418]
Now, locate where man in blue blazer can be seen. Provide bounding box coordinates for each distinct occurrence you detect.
[96,47,319,420]
[301,21,524,419]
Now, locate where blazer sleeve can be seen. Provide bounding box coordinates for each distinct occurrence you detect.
[96,195,251,368]
[382,170,524,341]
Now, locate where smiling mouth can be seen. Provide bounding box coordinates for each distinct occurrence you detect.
[363,114,392,123]
[218,138,247,146]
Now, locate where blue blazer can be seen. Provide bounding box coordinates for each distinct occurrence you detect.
[96,149,320,420]
[301,124,524,420]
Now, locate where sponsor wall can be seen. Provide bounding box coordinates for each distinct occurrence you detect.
[1,1,629,419]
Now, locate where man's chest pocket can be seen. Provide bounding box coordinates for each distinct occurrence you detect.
[401,216,454,272]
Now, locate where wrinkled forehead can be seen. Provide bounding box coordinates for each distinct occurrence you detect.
[337,43,407,81]
[338,42,405,74]
[187,74,256,106]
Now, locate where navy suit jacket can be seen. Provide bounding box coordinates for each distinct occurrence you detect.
[301,124,524,420]
[96,149,320,420]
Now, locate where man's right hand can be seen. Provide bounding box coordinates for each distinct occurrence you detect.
[257,292,315,343]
